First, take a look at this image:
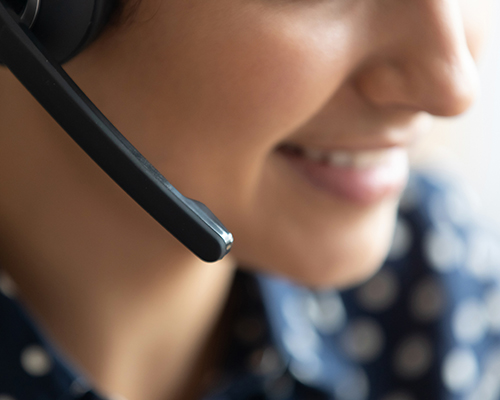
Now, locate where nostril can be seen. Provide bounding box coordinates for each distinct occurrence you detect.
[354,50,480,118]
[354,62,418,111]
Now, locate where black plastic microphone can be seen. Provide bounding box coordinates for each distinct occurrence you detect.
[0,0,234,262]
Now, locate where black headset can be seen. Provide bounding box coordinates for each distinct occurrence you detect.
[0,0,233,262]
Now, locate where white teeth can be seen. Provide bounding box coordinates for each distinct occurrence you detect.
[351,150,390,169]
[300,147,398,169]
[328,151,352,167]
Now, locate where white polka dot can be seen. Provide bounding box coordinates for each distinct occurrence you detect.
[249,346,285,376]
[388,219,413,261]
[484,346,500,378]
[288,355,322,384]
[334,368,369,400]
[428,192,450,227]
[442,347,478,393]
[443,191,474,226]
[410,276,446,322]
[20,345,52,376]
[381,392,415,400]
[282,294,308,329]
[424,227,465,273]
[428,187,476,228]
[0,395,17,400]
[485,288,500,333]
[356,269,399,312]
[283,326,320,363]
[393,335,433,379]
[465,230,500,281]
[341,318,384,363]
[69,377,91,395]
[306,291,346,334]
[452,298,488,344]
[466,372,500,400]
[0,272,17,298]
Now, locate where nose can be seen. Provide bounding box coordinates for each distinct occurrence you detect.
[354,0,480,117]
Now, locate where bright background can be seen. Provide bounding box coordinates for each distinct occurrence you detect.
[412,3,500,225]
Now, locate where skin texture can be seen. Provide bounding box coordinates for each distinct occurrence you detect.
[0,0,494,399]
[69,0,486,287]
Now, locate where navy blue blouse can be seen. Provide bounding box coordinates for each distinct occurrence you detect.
[2,171,500,400]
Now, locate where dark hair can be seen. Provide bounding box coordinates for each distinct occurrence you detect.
[109,0,143,27]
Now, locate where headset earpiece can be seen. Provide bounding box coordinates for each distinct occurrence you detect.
[8,0,115,63]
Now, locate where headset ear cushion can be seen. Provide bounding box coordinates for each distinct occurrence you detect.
[31,0,115,64]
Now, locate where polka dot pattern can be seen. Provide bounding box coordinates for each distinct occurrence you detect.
[466,372,500,400]
[424,226,465,272]
[442,348,479,393]
[283,326,320,363]
[333,368,369,400]
[69,378,91,396]
[288,356,322,384]
[341,318,384,363]
[306,291,346,334]
[0,272,17,298]
[249,346,285,376]
[465,229,500,281]
[452,298,489,344]
[393,335,433,379]
[3,172,500,400]
[485,288,500,333]
[410,276,446,322]
[356,269,399,312]
[20,345,52,377]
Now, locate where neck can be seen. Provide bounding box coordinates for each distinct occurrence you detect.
[11,246,235,400]
[0,69,236,400]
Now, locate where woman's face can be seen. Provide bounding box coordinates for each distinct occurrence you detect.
[72,0,493,287]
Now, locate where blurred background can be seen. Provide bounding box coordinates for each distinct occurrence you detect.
[411,1,500,226]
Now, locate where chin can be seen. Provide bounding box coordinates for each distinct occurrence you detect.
[236,199,399,290]
[273,236,393,290]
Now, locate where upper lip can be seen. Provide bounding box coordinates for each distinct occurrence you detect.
[280,127,424,152]
[279,139,415,153]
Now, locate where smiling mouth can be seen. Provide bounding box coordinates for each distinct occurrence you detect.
[277,143,406,169]
[276,143,410,205]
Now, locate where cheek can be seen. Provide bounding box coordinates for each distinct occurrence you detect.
[141,3,355,156]
[70,1,397,286]
[84,3,359,214]
[231,153,399,288]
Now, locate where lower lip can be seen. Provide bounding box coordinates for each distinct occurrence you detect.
[278,147,409,205]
